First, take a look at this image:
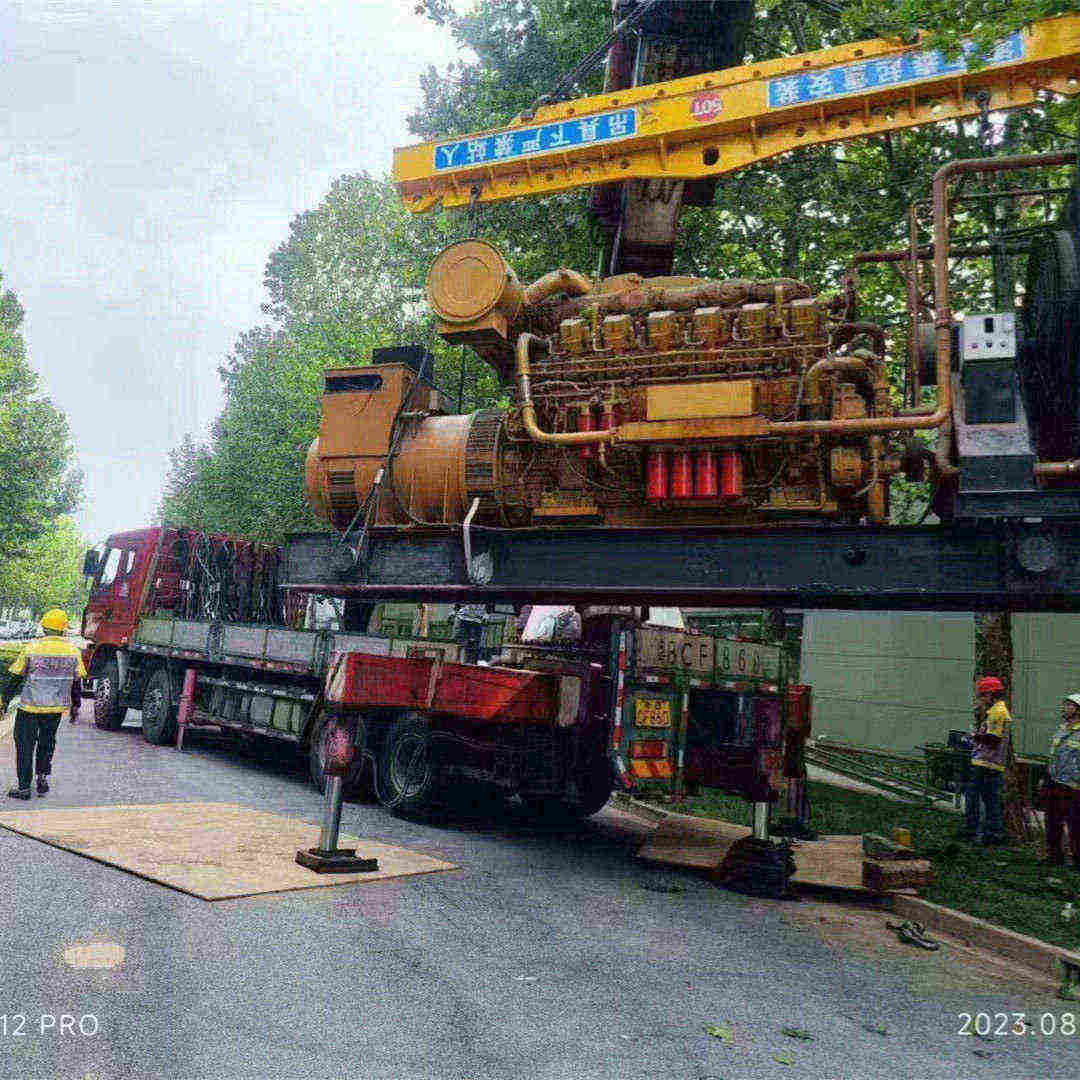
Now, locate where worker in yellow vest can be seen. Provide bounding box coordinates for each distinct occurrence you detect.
[960,675,1013,845]
[1,609,86,799]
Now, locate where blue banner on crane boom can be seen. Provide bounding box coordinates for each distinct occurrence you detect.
[768,32,1025,109]
[433,107,638,172]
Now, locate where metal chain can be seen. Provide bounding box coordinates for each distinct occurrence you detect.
[976,90,993,155]
[467,182,482,238]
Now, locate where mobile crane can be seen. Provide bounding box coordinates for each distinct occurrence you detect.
[293,6,1080,611]
[83,5,1080,890]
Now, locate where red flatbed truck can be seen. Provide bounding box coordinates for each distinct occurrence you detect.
[80,526,612,813]
[80,527,808,849]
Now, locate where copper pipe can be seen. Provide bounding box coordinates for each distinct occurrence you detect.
[934,419,958,480]
[852,243,998,266]
[540,277,811,321]
[926,153,1074,474]
[516,334,617,447]
[1035,460,1080,479]
[907,202,922,407]
[805,356,873,401]
[779,158,1078,451]
[522,268,594,307]
[830,321,886,357]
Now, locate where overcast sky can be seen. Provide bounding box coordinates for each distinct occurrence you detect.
[0,0,464,542]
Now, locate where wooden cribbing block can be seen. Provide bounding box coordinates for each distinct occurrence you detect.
[862,833,920,860]
[862,857,933,893]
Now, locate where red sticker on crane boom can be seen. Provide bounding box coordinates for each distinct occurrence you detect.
[690,92,723,121]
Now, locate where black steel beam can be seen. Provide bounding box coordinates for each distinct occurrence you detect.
[283,522,1080,611]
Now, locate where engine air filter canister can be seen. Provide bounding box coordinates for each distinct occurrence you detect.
[670,451,694,499]
[720,451,744,498]
[694,450,718,498]
[426,240,523,325]
[646,451,669,502]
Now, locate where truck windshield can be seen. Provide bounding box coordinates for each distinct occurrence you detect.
[97,547,122,590]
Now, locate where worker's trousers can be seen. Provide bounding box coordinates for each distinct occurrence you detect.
[14,709,63,791]
[1045,782,1080,863]
[964,765,1004,841]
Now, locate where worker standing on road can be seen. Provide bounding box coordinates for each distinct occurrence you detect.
[960,676,1012,845]
[1044,693,1080,868]
[1,610,85,800]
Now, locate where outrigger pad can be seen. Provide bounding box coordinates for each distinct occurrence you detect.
[0,803,454,900]
[295,847,379,874]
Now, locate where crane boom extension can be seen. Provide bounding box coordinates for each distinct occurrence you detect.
[393,14,1080,213]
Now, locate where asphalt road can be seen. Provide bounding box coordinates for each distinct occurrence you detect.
[1,707,1078,1080]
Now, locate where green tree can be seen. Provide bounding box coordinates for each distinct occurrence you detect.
[0,271,82,560]
[839,0,1076,56]
[162,1,1077,534]
[0,515,87,619]
[159,175,507,540]
[159,330,324,540]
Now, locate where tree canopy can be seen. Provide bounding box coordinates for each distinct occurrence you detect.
[0,515,87,619]
[0,271,82,562]
[159,0,1078,537]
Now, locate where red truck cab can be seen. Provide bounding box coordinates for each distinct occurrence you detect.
[81,528,165,658]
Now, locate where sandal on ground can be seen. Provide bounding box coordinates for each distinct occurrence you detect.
[886,920,940,950]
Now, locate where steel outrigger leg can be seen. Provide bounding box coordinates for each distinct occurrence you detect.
[296,717,380,874]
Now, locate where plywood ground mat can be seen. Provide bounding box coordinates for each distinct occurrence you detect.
[0,802,456,901]
[635,810,867,893]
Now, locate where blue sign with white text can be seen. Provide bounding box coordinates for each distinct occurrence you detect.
[767,32,1025,109]
[433,108,638,172]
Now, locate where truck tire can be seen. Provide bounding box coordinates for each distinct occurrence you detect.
[92,657,126,731]
[141,668,177,746]
[567,755,615,818]
[377,716,440,816]
[308,713,372,799]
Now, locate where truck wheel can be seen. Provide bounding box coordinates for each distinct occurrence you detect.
[141,668,177,745]
[92,657,127,731]
[567,755,615,818]
[308,713,373,799]
[377,716,440,815]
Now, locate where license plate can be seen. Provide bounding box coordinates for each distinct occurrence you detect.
[635,698,672,728]
[714,640,779,681]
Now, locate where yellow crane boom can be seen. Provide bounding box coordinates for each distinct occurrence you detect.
[393,13,1080,213]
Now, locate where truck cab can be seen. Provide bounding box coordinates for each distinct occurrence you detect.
[81,528,165,655]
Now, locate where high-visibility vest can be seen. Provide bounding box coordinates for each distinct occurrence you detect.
[8,637,87,714]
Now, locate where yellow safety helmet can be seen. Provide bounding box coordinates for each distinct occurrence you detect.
[40,609,70,633]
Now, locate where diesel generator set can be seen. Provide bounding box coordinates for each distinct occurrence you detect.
[304,240,912,532]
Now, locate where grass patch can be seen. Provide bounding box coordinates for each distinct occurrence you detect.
[639,780,1080,952]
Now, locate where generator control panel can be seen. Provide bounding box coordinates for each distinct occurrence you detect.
[959,312,1017,361]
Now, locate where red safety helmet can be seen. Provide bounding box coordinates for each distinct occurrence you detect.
[977,676,1005,695]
